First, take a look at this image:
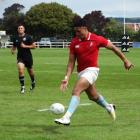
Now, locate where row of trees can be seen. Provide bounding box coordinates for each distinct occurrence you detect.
[0,2,139,41]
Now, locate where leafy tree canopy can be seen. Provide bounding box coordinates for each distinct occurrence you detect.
[83,11,110,35]
[25,2,76,39]
[2,3,25,34]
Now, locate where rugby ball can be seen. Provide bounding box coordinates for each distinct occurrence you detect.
[50,103,65,114]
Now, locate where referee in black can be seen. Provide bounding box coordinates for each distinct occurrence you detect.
[11,24,36,93]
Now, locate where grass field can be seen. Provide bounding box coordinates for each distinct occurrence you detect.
[0,48,140,140]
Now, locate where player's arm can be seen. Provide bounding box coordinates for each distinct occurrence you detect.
[60,53,76,92]
[20,42,36,49]
[11,46,16,55]
[65,53,76,80]
[106,41,134,70]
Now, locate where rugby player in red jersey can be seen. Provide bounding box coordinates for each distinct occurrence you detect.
[55,18,133,125]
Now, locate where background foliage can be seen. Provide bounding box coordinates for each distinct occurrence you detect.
[0,2,139,41]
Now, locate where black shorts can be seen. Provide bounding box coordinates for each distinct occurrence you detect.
[17,58,33,69]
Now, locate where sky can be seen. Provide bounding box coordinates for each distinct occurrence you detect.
[0,0,140,18]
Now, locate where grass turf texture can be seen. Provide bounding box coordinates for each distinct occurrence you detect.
[0,48,139,140]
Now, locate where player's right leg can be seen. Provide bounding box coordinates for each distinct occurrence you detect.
[54,77,90,125]
[17,62,25,94]
[85,85,116,120]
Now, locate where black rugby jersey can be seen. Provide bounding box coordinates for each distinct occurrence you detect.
[13,34,34,60]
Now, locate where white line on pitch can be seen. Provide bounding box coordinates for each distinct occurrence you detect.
[78,103,92,106]
[37,108,50,112]
[37,103,92,112]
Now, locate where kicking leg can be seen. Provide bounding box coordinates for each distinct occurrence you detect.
[55,77,90,125]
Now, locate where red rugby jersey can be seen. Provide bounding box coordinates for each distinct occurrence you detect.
[69,32,108,72]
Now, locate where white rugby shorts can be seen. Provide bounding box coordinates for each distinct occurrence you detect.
[78,67,99,85]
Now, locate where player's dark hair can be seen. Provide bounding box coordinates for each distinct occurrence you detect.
[74,18,88,28]
[17,23,25,28]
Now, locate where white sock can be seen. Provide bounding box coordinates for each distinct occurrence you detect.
[96,95,110,111]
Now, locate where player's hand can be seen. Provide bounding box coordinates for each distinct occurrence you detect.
[11,50,15,55]
[124,59,134,70]
[11,47,16,55]
[60,79,68,92]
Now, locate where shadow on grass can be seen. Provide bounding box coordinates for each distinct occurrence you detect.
[2,122,113,135]
[70,122,112,128]
[0,90,13,95]
[2,124,62,134]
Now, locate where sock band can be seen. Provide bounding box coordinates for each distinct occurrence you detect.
[19,76,24,87]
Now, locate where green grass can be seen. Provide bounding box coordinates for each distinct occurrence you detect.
[0,48,140,140]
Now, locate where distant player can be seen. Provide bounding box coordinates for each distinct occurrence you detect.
[55,18,133,125]
[11,24,36,94]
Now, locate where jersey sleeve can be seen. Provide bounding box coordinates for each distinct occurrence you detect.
[97,36,108,48]
[25,35,34,45]
[13,40,16,47]
[12,36,17,47]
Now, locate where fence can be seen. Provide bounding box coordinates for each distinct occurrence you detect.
[0,41,133,49]
[0,41,70,48]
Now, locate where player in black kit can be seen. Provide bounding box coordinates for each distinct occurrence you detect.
[11,24,36,93]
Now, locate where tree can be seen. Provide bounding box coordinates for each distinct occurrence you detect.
[105,19,135,41]
[2,3,25,34]
[0,18,4,30]
[25,2,76,39]
[83,11,110,35]
[133,30,140,41]
[3,3,24,17]
[104,19,124,41]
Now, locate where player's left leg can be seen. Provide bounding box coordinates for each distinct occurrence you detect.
[27,68,35,91]
[85,84,116,120]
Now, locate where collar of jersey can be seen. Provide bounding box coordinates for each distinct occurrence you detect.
[78,32,91,41]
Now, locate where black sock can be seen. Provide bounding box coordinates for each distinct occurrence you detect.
[19,76,24,87]
[30,75,35,83]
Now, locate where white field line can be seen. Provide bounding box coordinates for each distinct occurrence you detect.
[37,103,92,112]
[37,108,50,112]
